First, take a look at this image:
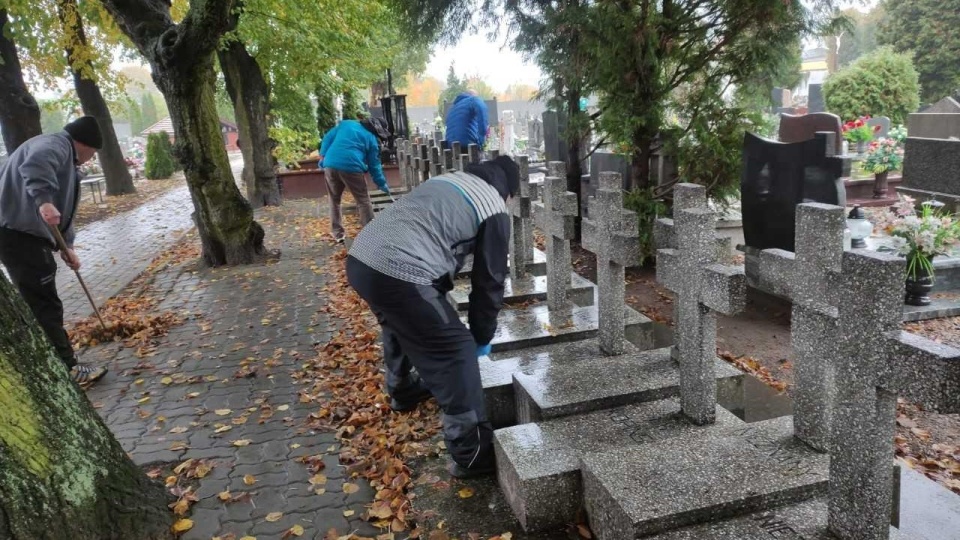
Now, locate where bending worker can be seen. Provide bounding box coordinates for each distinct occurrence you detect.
[346,155,520,478]
[444,89,488,149]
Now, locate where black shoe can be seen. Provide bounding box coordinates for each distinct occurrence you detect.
[389,383,433,412]
[447,459,496,479]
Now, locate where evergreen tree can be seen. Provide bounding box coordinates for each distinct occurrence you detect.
[140,93,159,128]
[437,62,468,113]
[880,0,960,103]
[144,132,176,179]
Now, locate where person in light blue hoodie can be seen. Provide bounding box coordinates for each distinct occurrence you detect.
[319,118,389,243]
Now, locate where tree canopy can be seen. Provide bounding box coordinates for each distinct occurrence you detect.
[879,0,960,103]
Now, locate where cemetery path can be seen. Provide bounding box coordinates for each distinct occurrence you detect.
[61,153,244,322]
[82,201,387,540]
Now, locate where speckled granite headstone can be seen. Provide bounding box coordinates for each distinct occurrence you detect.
[656,183,747,425]
[533,161,578,310]
[757,203,844,452]
[468,143,481,165]
[451,141,463,171]
[581,172,641,354]
[829,250,960,540]
[431,146,443,176]
[509,156,534,279]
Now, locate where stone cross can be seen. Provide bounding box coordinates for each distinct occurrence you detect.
[452,142,463,171]
[433,130,443,145]
[468,144,481,166]
[396,139,407,189]
[444,148,454,172]
[655,183,746,425]
[758,203,844,452]
[509,156,534,279]
[828,249,960,540]
[418,144,430,184]
[581,172,640,355]
[533,161,578,310]
[431,146,444,176]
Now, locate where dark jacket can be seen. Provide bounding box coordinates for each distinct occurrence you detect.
[349,171,510,345]
[0,132,80,246]
[445,93,489,148]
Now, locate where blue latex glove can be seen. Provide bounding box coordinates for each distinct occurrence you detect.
[476,343,492,358]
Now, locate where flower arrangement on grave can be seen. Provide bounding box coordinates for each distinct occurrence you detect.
[888,124,908,144]
[873,195,960,305]
[863,138,905,174]
[842,116,878,144]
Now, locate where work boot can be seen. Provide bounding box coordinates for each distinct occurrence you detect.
[70,363,108,389]
[447,458,496,479]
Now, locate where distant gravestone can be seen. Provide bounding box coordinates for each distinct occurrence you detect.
[829,249,960,539]
[758,204,845,452]
[656,184,747,425]
[741,132,847,252]
[898,137,960,207]
[867,116,891,139]
[808,83,825,113]
[528,118,543,153]
[581,172,640,355]
[509,156,534,279]
[907,112,960,139]
[542,110,567,163]
[922,96,960,114]
[778,112,844,154]
[533,161,578,310]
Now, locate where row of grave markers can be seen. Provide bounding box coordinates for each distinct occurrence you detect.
[396,137,498,191]
[500,163,960,539]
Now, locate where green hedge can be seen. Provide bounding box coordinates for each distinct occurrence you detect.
[823,47,920,125]
[145,131,177,179]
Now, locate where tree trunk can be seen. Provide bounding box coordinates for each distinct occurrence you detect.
[218,41,280,207]
[58,0,136,196]
[96,0,266,267]
[0,276,173,540]
[0,9,41,152]
[631,132,654,192]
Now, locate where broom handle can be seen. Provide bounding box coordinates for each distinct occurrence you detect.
[46,224,107,331]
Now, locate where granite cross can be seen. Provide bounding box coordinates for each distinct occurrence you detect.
[758,203,844,452]
[655,183,747,425]
[452,142,463,171]
[829,249,960,540]
[444,148,454,172]
[581,172,640,355]
[431,146,444,176]
[533,161,578,310]
[468,144,481,166]
[509,155,534,279]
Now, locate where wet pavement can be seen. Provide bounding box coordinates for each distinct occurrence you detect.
[59,153,245,322]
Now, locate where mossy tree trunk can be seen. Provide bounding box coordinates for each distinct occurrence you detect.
[219,41,280,208]
[99,0,265,266]
[0,275,172,540]
[0,9,41,151]
[58,0,136,196]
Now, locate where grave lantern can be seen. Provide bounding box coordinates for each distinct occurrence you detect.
[846,205,873,249]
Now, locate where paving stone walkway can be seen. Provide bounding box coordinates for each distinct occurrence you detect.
[60,153,245,322]
[85,200,381,539]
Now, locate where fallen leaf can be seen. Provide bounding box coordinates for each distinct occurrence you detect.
[342,482,360,494]
[171,498,190,515]
[278,404,290,411]
[457,487,474,499]
[216,409,233,416]
[343,509,355,517]
[265,511,283,522]
[309,474,327,485]
[169,426,189,434]
[218,490,232,501]
[171,519,193,533]
[577,523,593,538]
[232,439,252,447]
[161,376,173,385]
[283,524,305,538]
[368,500,393,519]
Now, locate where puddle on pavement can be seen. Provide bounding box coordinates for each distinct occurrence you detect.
[651,322,794,423]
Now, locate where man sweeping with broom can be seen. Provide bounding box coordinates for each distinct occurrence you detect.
[0,116,108,388]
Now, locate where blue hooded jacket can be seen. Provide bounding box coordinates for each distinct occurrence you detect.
[444,93,489,148]
[319,120,387,192]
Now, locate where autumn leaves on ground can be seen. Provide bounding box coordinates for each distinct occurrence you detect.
[67,212,519,539]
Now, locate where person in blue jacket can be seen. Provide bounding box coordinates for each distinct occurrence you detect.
[319,118,389,243]
[444,90,489,149]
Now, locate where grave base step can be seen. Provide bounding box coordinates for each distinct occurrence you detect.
[581,416,829,540]
[458,248,548,279]
[450,272,595,311]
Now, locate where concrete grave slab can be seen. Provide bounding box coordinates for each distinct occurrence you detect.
[512,347,742,423]
[456,248,548,279]
[494,398,744,532]
[581,416,829,539]
[449,272,595,311]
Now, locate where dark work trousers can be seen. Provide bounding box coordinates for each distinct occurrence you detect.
[346,255,494,469]
[0,227,76,368]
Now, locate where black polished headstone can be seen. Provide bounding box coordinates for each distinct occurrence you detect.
[740,132,847,252]
[808,84,825,114]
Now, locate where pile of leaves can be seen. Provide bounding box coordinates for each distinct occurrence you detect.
[895,400,960,494]
[70,236,199,352]
[298,217,444,536]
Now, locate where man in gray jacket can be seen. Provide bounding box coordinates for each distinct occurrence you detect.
[0,116,107,387]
